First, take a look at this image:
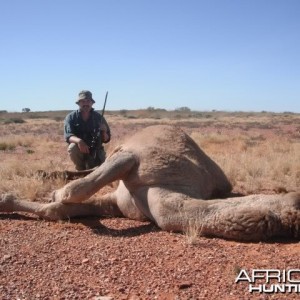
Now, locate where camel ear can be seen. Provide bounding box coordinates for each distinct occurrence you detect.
[52,151,138,203]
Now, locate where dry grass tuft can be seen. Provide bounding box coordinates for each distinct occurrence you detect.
[0,158,66,200]
[0,135,35,151]
[191,131,300,193]
[184,220,203,245]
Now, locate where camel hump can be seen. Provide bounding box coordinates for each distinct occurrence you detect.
[120,125,232,199]
[122,125,204,157]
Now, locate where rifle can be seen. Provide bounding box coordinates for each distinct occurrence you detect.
[101,91,108,120]
[89,91,109,158]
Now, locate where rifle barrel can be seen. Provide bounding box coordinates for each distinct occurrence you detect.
[102,91,108,117]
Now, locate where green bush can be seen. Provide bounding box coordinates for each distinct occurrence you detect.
[3,118,26,124]
[0,143,16,151]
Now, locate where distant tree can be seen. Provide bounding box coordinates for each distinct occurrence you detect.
[22,108,31,112]
[0,110,7,114]
[175,106,191,112]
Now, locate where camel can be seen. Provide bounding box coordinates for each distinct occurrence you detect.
[0,125,299,241]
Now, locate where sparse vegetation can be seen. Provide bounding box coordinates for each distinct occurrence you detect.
[0,135,35,150]
[184,219,203,245]
[0,142,16,151]
[175,106,191,112]
[0,109,299,203]
[1,117,26,124]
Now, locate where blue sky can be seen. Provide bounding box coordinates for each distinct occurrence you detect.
[1,0,299,112]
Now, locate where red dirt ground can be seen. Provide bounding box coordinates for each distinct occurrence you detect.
[1,118,300,299]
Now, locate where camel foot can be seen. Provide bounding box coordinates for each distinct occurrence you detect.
[0,193,15,212]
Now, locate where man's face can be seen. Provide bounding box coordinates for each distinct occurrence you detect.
[78,99,93,112]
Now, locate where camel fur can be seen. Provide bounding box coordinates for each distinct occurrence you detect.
[1,125,299,241]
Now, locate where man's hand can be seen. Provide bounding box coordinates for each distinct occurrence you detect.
[69,136,90,154]
[78,139,90,154]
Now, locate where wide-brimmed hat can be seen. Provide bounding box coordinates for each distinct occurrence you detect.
[76,90,95,104]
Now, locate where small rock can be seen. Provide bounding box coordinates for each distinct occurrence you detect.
[2,255,12,261]
[178,282,193,289]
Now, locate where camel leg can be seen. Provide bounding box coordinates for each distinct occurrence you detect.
[146,189,300,241]
[198,192,300,241]
[0,193,124,220]
[52,151,137,203]
[114,181,148,221]
[36,167,97,180]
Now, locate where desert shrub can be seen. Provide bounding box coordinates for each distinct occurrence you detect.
[152,114,161,119]
[0,142,16,151]
[3,118,25,124]
[119,109,128,116]
[53,116,64,122]
[173,114,182,119]
[175,106,191,112]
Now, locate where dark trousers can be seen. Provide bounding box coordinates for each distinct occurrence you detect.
[68,143,106,170]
